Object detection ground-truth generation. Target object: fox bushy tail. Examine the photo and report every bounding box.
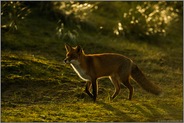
[131,63,162,95]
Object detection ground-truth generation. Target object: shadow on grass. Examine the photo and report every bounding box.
[97,101,136,122]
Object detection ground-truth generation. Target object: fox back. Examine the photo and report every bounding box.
[64,44,162,102]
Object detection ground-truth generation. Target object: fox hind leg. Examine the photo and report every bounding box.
[109,76,121,99]
[123,77,133,100]
[118,67,134,100]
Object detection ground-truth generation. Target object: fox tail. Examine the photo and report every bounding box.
[131,63,162,96]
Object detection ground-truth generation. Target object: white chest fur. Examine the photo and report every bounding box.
[70,60,91,81]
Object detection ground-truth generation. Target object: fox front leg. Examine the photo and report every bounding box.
[92,79,98,102]
[85,81,93,98]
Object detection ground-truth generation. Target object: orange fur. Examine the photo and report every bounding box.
[64,44,162,102]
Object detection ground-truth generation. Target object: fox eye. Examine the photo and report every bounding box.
[71,54,78,58]
[67,53,78,59]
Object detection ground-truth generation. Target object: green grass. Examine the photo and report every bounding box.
[1,10,183,122]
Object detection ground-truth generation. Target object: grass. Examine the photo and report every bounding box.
[1,9,183,122]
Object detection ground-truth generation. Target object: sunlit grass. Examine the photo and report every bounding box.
[1,7,183,122]
[2,96,182,122]
[2,37,182,122]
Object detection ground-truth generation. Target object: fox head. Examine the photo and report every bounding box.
[64,44,83,64]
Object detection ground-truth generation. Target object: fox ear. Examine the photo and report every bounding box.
[76,45,82,53]
[65,44,72,52]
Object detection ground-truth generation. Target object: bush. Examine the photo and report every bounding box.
[1,1,31,32]
[113,1,182,39]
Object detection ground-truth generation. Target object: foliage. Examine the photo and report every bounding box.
[56,19,79,44]
[96,1,182,40]
[53,1,98,44]
[114,1,182,39]
[1,1,31,32]
[52,1,97,23]
[1,1,182,41]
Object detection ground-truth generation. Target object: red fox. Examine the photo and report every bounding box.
[64,44,162,102]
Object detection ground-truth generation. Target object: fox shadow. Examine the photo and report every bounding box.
[97,101,136,122]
